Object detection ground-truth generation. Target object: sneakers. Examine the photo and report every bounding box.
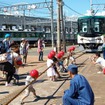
[97,71,102,74]
[5,82,13,86]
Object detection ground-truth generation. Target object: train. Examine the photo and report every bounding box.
[0,31,44,47]
[77,15,105,52]
[0,30,77,47]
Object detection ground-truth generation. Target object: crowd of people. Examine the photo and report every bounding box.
[0,34,46,87]
[1,33,105,105]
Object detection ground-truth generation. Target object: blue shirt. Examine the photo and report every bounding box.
[3,40,10,52]
[64,74,94,105]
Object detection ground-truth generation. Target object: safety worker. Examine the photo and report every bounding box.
[62,64,94,105]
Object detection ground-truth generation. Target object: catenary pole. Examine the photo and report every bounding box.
[57,0,61,52]
[51,0,54,48]
[60,1,66,52]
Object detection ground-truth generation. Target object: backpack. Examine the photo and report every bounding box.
[0,42,6,54]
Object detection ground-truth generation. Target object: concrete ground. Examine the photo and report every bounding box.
[0,47,105,105]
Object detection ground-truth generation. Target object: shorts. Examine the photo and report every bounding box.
[25,86,35,96]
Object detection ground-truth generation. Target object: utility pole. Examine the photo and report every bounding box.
[57,0,61,52]
[60,1,66,52]
[51,0,54,47]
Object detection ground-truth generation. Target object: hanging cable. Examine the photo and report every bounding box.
[64,3,83,16]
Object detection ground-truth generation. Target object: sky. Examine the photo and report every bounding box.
[0,0,105,18]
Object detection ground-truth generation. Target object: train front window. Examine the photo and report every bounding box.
[82,23,87,32]
[92,18,105,34]
[94,22,99,32]
[78,17,105,37]
[78,19,88,33]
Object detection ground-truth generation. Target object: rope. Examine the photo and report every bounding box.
[0,51,85,105]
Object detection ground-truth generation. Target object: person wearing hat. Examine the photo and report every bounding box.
[47,53,56,81]
[3,33,12,52]
[20,71,40,104]
[20,38,29,64]
[62,64,94,105]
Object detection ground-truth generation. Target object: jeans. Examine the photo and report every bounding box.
[14,74,19,80]
[62,94,94,105]
[63,92,80,105]
[39,51,43,61]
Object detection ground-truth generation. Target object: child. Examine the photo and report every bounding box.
[47,54,56,81]
[52,56,61,78]
[56,53,66,73]
[64,51,76,68]
[90,52,105,73]
[58,59,64,72]
[21,74,40,104]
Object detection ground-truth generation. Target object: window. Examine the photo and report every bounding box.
[78,19,88,33]
[82,23,87,32]
[94,22,99,32]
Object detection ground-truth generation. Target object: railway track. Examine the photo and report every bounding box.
[0,51,87,105]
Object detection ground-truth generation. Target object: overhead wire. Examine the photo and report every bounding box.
[92,0,104,15]
[64,3,83,16]
[0,1,54,18]
[45,0,51,11]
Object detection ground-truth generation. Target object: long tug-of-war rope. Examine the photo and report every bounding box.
[1,46,82,105]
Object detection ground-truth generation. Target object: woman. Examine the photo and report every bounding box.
[37,38,43,61]
[20,38,28,64]
[0,44,20,86]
